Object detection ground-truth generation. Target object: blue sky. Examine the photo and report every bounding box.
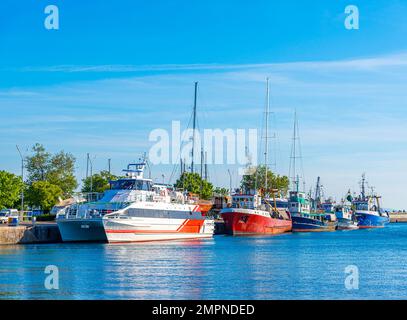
[1,0,407,208]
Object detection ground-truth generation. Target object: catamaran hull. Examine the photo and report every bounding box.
[356,212,389,228]
[292,216,337,232]
[221,209,292,235]
[103,217,214,243]
[57,218,108,242]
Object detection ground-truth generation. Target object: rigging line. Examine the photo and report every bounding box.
[255,80,268,192]
[288,111,296,189]
[296,116,306,190]
[167,102,194,184]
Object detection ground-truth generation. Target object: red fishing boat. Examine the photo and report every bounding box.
[221,193,292,235]
[221,78,292,235]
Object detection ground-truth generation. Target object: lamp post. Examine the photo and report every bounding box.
[89,157,93,194]
[16,145,24,215]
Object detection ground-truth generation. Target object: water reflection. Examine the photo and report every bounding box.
[1,225,407,299]
[100,238,215,299]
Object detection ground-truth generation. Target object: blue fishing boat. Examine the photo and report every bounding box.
[290,177,337,232]
[352,174,389,228]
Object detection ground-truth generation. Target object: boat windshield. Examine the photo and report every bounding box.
[355,202,369,211]
[110,179,152,191]
[277,202,288,208]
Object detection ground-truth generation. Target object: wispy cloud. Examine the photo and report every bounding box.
[14,52,407,74]
[2,52,407,208]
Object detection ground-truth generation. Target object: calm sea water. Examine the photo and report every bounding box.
[1,223,407,300]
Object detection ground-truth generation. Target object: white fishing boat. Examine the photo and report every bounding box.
[335,204,359,230]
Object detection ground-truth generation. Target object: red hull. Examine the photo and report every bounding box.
[221,209,292,235]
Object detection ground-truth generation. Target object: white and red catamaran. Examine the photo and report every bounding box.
[102,162,214,243]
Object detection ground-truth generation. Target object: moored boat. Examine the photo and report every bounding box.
[335,205,359,230]
[221,78,292,236]
[289,190,337,232]
[290,175,338,232]
[334,192,359,230]
[221,193,292,235]
[101,163,214,243]
[352,174,389,228]
[56,162,152,242]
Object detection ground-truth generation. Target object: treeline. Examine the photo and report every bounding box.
[0,144,290,212]
[0,143,77,212]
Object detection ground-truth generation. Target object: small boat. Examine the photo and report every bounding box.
[290,176,338,232]
[352,174,389,228]
[335,204,359,230]
[289,190,337,232]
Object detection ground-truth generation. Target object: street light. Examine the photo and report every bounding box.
[16,145,24,214]
[89,157,93,194]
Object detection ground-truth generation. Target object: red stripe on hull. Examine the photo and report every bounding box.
[108,235,213,244]
[221,211,292,235]
[358,225,385,229]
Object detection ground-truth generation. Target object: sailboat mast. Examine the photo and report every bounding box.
[191,82,198,173]
[292,111,297,190]
[264,78,270,193]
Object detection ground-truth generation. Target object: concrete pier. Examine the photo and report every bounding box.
[390,212,407,223]
[0,223,61,244]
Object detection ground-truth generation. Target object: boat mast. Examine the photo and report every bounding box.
[361,173,366,199]
[314,176,321,211]
[191,82,198,173]
[289,111,297,191]
[264,78,270,194]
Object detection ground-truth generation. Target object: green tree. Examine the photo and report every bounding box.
[25,143,50,182]
[47,151,77,196]
[0,171,24,210]
[213,187,229,196]
[25,144,77,196]
[82,170,118,193]
[26,181,63,213]
[174,172,213,200]
[240,165,290,196]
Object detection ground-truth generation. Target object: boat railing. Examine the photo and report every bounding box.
[60,201,129,220]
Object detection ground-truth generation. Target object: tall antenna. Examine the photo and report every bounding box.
[191,82,198,173]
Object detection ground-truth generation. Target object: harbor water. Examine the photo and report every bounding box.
[1,223,407,300]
